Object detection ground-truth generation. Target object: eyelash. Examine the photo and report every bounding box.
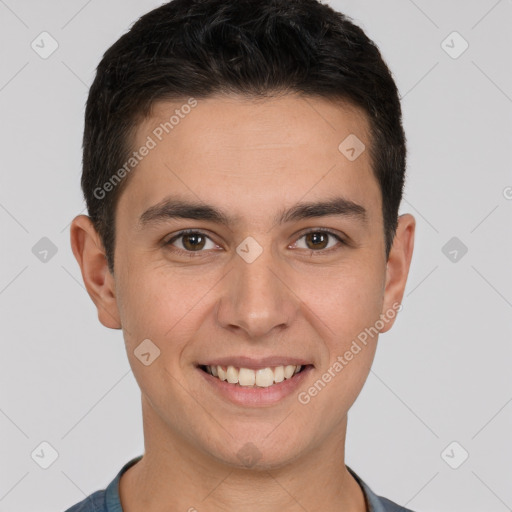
[164,228,346,257]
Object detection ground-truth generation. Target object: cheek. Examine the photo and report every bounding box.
[116,272,196,400]
[295,270,382,423]
[301,262,384,344]
[116,265,215,357]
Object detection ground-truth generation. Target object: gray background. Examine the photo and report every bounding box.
[0,1,511,511]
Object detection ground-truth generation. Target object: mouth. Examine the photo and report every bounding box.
[198,363,312,388]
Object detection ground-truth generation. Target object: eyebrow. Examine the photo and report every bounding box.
[138,195,368,230]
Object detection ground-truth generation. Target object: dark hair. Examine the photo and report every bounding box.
[82,0,406,274]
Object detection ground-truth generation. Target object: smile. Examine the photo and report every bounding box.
[200,364,306,387]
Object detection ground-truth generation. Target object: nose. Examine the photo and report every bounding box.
[215,244,298,340]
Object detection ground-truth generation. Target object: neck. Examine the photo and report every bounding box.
[119,396,367,512]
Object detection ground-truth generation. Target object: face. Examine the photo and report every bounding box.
[72,93,414,469]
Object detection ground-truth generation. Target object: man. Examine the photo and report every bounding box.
[67,0,416,510]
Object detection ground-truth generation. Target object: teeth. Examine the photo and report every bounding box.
[238,367,256,386]
[284,365,296,379]
[217,366,227,381]
[226,365,238,384]
[205,364,303,387]
[274,365,284,383]
[255,368,274,387]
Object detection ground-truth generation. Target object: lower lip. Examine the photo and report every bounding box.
[197,365,314,407]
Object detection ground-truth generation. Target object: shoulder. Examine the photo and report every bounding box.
[63,456,143,512]
[374,494,416,512]
[347,465,416,512]
[63,490,106,512]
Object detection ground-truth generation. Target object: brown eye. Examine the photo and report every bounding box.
[166,230,217,254]
[304,232,329,250]
[293,230,344,252]
[181,233,206,251]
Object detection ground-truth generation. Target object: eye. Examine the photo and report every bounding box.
[164,228,346,257]
[165,230,218,255]
[292,229,345,253]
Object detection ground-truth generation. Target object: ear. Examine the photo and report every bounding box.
[70,214,121,329]
[379,213,415,333]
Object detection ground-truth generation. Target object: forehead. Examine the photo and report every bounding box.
[144,93,371,159]
[118,93,381,228]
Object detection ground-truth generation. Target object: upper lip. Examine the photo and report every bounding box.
[198,356,313,370]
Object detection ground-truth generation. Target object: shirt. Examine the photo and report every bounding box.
[64,456,415,512]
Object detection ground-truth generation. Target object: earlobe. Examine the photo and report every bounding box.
[379,213,415,334]
[70,215,122,329]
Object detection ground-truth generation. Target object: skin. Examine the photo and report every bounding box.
[70,93,415,512]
